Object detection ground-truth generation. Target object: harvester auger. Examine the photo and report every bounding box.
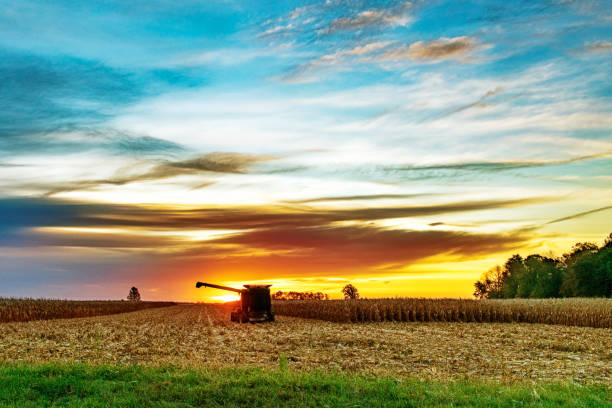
[195,282,275,323]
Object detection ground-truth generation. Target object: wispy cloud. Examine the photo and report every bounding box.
[378,36,482,62]
[0,196,550,236]
[0,50,140,138]
[0,48,203,159]
[213,224,528,268]
[282,41,391,81]
[424,86,507,121]
[37,152,276,196]
[0,196,535,272]
[388,152,612,173]
[322,1,413,34]
[285,193,432,204]
[259,23,295,38]
[282,36,483,82]
[581,41,612,53]
[545,205,612,225]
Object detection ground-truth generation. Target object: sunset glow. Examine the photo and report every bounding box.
[1,1,611,302]
[210,294,241,303]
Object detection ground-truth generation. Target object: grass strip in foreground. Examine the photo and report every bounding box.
[0,363,610,407]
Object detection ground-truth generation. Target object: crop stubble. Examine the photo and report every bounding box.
[0,304,610,383]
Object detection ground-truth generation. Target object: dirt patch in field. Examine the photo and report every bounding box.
[0,304,610,383]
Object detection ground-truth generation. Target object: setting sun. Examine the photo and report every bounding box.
[210,294,241,303]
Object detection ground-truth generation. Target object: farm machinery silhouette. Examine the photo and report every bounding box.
[195,282,274,323]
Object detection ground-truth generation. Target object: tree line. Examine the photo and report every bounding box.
[474,233,612,299]
[271,291,330,300]
[272,284,360,301]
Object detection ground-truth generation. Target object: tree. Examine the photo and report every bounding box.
[562,242,598,268]
[473,232,612,299]
[573,249,611,297]
[502,254,524,298]
[342,284,359,300]
[603,233,612,250]
[473,266,504,299]
[127,287,141,302]
[473,280,489,300]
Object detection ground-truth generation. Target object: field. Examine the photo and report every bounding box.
[1,301,611,406]
[1,303,611,384]
[272,298,612,328]
[0,298,176,323]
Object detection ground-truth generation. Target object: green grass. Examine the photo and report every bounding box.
[0,363,610,407]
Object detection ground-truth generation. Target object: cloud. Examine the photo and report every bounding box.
[259,23,295,38]
[285,193,433,204]
[388,152,612,173]
[282,41,391,81]
[38,152,276,195]
[0,197,534,274]
[419,86,524,122]
[0,196,550,239]
[0,127,185,158]
[0,50,140,139]
[323,1,413,34]
[581,41,612,53]
[0,49,204,158]
[281,36,481,83]
[439,87,505,116]
[210,224,529,269]
[155,152,275,174]
[378,36,480,62]
[545,205,612,225]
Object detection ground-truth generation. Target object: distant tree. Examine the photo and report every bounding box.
[271,291,285,300]
[342,284,359,300]
[127,287,141,302]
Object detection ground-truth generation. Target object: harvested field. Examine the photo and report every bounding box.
[273,298,612,328]
[0,298,176,323]
[0,304,610,384]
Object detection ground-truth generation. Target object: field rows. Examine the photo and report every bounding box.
[0,304,610,383]
[272,298,612,328]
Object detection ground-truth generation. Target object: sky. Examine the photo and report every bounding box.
[1,0,611,302]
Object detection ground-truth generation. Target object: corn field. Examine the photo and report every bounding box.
[272,298,612,328]
[1,304,610,383]
[0,298,176,323]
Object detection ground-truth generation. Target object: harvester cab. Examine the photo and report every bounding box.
[195,282,274,323]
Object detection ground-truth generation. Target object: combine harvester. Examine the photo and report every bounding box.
[195,282,274,323]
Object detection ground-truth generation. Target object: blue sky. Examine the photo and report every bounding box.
[0,0,611,300]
